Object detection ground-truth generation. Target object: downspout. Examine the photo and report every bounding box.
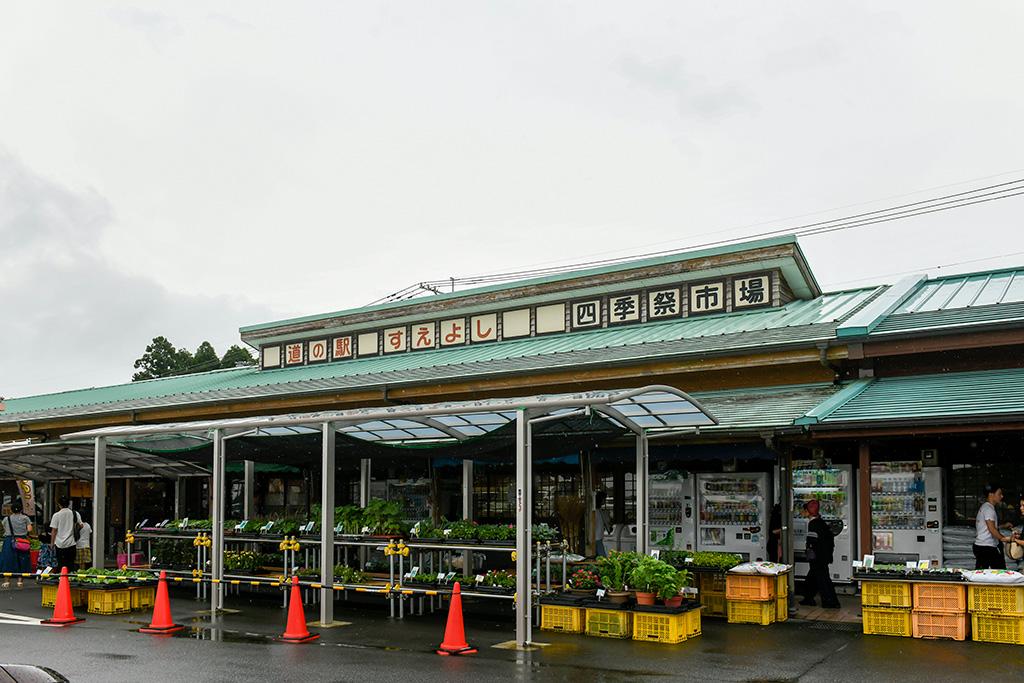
[817,344,842,384]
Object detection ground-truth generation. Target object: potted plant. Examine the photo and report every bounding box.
[478,569,516,594]
[445,519,479,543]
[662,568,692,607]
[628,555,676,606]
[567,568,601,596]
[596,551,640,604]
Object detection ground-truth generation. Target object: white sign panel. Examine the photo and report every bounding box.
[411,323,435,350]
[572,300,601,329]
[262,345,281,368]
[440,319,466,346]
[535,303,566,334]
[502,309,531,338]
[608,294,640,324]
[357,332,379,357]
[332,336,353,359]
[285,342,304,365]
[688,282,726,314]
[308,339,328,362]
[384,327,407,353]
[648,288,681,319]
[733,274,770,308]
[470,314,497,342]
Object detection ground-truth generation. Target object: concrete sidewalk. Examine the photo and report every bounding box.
[0,582,1021,682]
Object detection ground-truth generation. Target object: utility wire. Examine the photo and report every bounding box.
[369,177,1024,304]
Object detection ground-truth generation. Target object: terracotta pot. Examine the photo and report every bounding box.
[635,591,656,606]
[663,595,683,608]
[605,590,630,604]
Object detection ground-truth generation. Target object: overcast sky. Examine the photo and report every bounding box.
[2,2,1023,399]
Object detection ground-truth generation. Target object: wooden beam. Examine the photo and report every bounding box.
[810,421,1024,438]
[861,328,1024,358]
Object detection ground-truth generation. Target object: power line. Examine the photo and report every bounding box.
[368,177,1024,304]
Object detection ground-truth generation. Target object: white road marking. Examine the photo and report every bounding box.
[0,611,43,625]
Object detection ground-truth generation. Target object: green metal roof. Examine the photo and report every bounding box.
[239,235,818,334]
[810,367,1024,426]
[691,383,845,432]
[1,287,876,425]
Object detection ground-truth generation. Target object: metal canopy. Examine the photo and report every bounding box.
[0,440,210,481]
[60,385,716,443]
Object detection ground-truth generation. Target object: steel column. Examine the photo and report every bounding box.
[359,458,371,506]
[320,422,336,625]
[211,429,224,613]
[514,409,532,648]
[92,437,106,569]
[461,460,473,520]
[243,460,256,519]
[635,433,648,555]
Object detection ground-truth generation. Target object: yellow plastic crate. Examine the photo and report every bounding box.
[726,574,775,601]
[968,585,1024,615]
[862,607,912,637]
[131,586,156,611]
[971,613,1024,645]
[698,572,726,594]
[700,591,727,617]
[776,572,789,599]
[41,585,85,608]
[685,607,702,638]
[727,599,775,626]
[861,581,912,609]
[632,611,688,644]
[585,608,632,639]
[87,588,132,615]
[540,604,584,633]
[775,596,788,622]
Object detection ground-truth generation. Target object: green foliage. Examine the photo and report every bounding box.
[569,568,601,590]
[76,567,154,585]
[628,555,679,599]
[132,337,254,381]
[220,344,256,369]
[361,499,404,535]
[151,539,193,567]
[481,569,516,589]
[445,519,478,541]
[224,550,264,573]
[531,523,558,542]
[595,551,641,591]
[687,551,742,571]
[192,341,220,373]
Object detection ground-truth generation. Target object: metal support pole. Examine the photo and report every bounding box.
[359,459,371,507]
[173,478,183,519]
[462,459,473,520]
[124,480,132,536]
[635,433,648,555]
[514,409,532,648]
[782,446,795,604]
[320,422,335,626]
[243,460,256,520]
[92,437,106,569]
[211,428,224,613]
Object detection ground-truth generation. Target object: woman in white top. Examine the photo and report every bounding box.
[973,483,1015,570]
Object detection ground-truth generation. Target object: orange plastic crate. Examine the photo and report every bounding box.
[912,583,966,613]
[912,610,969,641]
[726,574,775,601]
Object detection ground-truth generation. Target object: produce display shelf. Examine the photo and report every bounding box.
[967,585,1024,616]
[727,599,775,626]
[862,607,912,637]
[911,610,969,641]
[971,613,1024,645]
[912,583,967,613]
[861,581,913,609]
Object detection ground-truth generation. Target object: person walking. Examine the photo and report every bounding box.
[799,499,840,608]
[1,502,34,588]
[973,483,1015,570]
[49,498,82,573]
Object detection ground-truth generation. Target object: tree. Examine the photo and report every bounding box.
[220,345,256,369]
[192,341,221,373]
[132,336,194,381]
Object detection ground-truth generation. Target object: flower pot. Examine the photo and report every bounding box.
[569,588,595,597]
[605,590,630,605]
[663,595,683,608]
[635,591,656,606]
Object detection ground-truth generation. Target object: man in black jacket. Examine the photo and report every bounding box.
[800,499,840,608]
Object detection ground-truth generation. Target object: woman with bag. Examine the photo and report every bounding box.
[1,501,34,588]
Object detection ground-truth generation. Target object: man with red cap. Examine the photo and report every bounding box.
[800,499,840,608]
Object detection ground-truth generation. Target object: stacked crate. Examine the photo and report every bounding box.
[775,572,790,622]
[968,584,1024,645]
[726,574,776,626]
[911,583,969,641]
[860,581,912,637]
[698,572,728,617]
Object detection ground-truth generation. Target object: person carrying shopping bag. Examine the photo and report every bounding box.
[1,502,34,588]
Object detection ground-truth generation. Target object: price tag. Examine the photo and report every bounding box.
[410,566,419,578]
[905,561,917,570]
[443,529,452,537]
[235,519,248,531]
[684,557,693,563]
[361,526,371,535]
[159,519,170,528]
[261,521,274,532]
[181,517,189,529]
[334,523,344,534]
[444,571,457,583]
[649,550,660,559]
[596,588,606,598]
[918,560,931,570]
[863,555,875,569]
[137,519,148,530]
[475,574,484,583]
[41,566,53,576]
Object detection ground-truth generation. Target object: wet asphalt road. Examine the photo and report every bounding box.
[1,587,1022,682]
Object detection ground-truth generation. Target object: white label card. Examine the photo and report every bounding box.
[475,574,484,583]
[596,588,606,598]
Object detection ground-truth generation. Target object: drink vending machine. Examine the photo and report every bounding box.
[792,462,856,582]
[869,461,943,565]
[647,471,697,551]
[696,473,769,561]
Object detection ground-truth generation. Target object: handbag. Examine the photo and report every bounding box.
[5,517,30,552]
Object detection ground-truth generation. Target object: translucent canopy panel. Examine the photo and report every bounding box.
[61,385,717,446]
[0,441,210,481]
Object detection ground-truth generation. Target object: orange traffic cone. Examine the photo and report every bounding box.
[437,582,476,656]
[140,571,184,635]
[278,576,319,643]
[42,567,85,627]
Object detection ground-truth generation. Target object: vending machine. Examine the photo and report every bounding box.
[792,462,856,582]
[647,472,697,551]
[696,473,769,561]
[869,461,943,565]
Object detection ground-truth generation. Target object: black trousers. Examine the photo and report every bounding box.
[56,545,78,573]
[973,543,1005,570]
[802,561,840,607]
